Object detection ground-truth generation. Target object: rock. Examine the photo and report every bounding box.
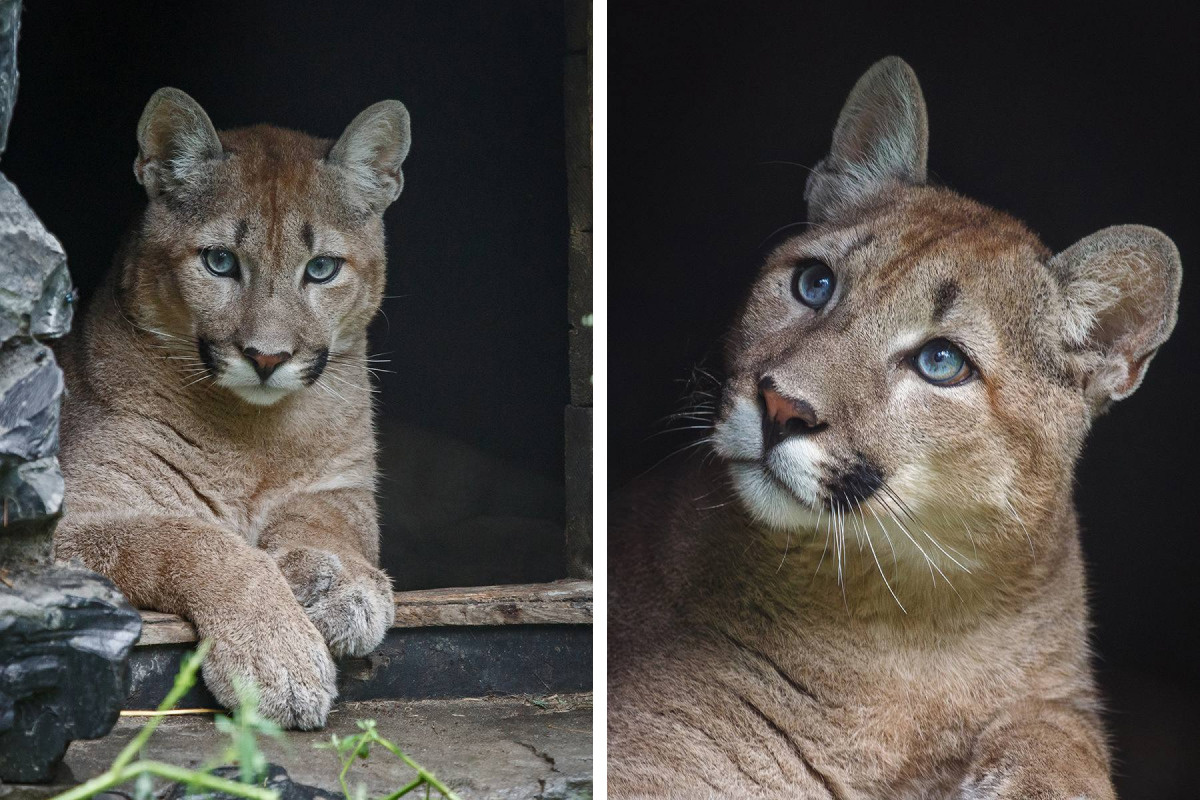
[0,3,138,789]
[0,0,19,157]
[163,765,340,800]
[0,563,142,783]
[0,175,74,343]
[0,339,65,565]
[0,166,73,567]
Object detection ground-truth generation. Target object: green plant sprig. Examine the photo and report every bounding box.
[318,720,462,800]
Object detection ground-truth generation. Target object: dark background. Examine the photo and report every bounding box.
[611,3,1198,797]
[6,1,570,588]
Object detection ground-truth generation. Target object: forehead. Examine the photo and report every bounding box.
[759,188,1073,379]
[775,189,1057,319]
[194,125,362,229]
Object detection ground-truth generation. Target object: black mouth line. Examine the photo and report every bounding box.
[302,348,329,386]
[196,337,220,379]
[820,451,886,511]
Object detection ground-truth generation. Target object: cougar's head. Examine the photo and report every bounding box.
[125,87,410,406]
[711,57,1180,580]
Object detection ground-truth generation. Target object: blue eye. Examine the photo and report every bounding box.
[914,339,973,386]
[305,256,342,284]
[791,259,835,309]
[202,248,239,278]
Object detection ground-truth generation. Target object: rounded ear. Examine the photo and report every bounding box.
[1051,225,1182,413]
[134,87,223,198]
[804,56,929,222]
[327,100,411,215]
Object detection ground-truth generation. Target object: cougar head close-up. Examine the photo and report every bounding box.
[125,87,410,406]
[711,57,1181,596]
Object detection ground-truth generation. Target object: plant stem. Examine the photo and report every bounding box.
[371,735,462,800]
[111,640,213,772]
[50,759,276,800]
[377,776,422,800]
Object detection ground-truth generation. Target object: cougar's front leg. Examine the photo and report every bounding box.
[55,513,336,729]
[956,701,1114,800]
[258,489,394,658]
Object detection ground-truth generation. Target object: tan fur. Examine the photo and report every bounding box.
[52,89,411,729]
[609,58,1180,798]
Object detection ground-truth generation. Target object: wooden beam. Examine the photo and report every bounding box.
[136,579,592,646]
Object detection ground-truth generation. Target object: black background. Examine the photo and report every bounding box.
[6,1,570,588]
[611,3,1198,796]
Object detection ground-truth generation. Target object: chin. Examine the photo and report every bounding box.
[228,384,295,406]
[729,461,825,532]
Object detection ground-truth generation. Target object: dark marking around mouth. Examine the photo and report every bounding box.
[303,348,329,385]
[301,222,315,252]
[196,337,219,376]
[932,279,959,323]
[234,219,249,247]
[823,451,885,511]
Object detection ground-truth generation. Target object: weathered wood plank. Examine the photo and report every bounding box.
[136,580,593,646]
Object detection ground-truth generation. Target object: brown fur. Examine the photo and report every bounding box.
[609,58,1180,798]
[52,89,411,729]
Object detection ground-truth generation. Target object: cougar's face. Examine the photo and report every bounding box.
[137,127,387,406]
[712,190,1088,567]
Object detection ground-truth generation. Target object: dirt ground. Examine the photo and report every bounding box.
[54,694,593,800]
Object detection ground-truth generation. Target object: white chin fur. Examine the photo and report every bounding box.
[229,384,295,406]
[730,462,825,532]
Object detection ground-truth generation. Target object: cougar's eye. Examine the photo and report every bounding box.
[791,259,835,309]
[914,338,973,386]
[202,248,239,278]
[305,256,342,284]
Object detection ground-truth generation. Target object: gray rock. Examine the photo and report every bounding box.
[0,166,73,567]
[0,0,19,157]
[0,563,142,783]
[0,340,64,565]
[0,175,74,343]
[164,765,340,800]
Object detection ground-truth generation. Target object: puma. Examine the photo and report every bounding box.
[54,88,410,729]
[609,57,1180,798]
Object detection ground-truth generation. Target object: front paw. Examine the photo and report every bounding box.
[200,604,336,730]
[274,547,395,658]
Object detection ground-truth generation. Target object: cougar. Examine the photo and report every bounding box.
[609,57,1180,799]
[53,88,410,729]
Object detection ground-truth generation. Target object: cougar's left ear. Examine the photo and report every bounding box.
[805,56,928,222]
[1051,225,1181,414]
[328,100,411,215]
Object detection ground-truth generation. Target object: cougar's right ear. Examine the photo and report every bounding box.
[134,88,223,198]
[804,56,929,222]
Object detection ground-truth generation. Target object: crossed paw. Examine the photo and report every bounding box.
[273,546,396,658]
[197,547,394,730]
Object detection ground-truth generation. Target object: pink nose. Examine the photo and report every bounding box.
[758,376,826,450]
[242,347,291,380]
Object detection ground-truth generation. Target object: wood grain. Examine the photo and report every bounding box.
[136,579,593,646]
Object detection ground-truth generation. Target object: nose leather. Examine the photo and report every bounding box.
[242,346,291,381]
[758,376,826,450]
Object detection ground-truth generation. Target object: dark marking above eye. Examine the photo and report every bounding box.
[233,219,249,247]
[932,280,960,322]
[840,233,876,260]
[301,222,315,252]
